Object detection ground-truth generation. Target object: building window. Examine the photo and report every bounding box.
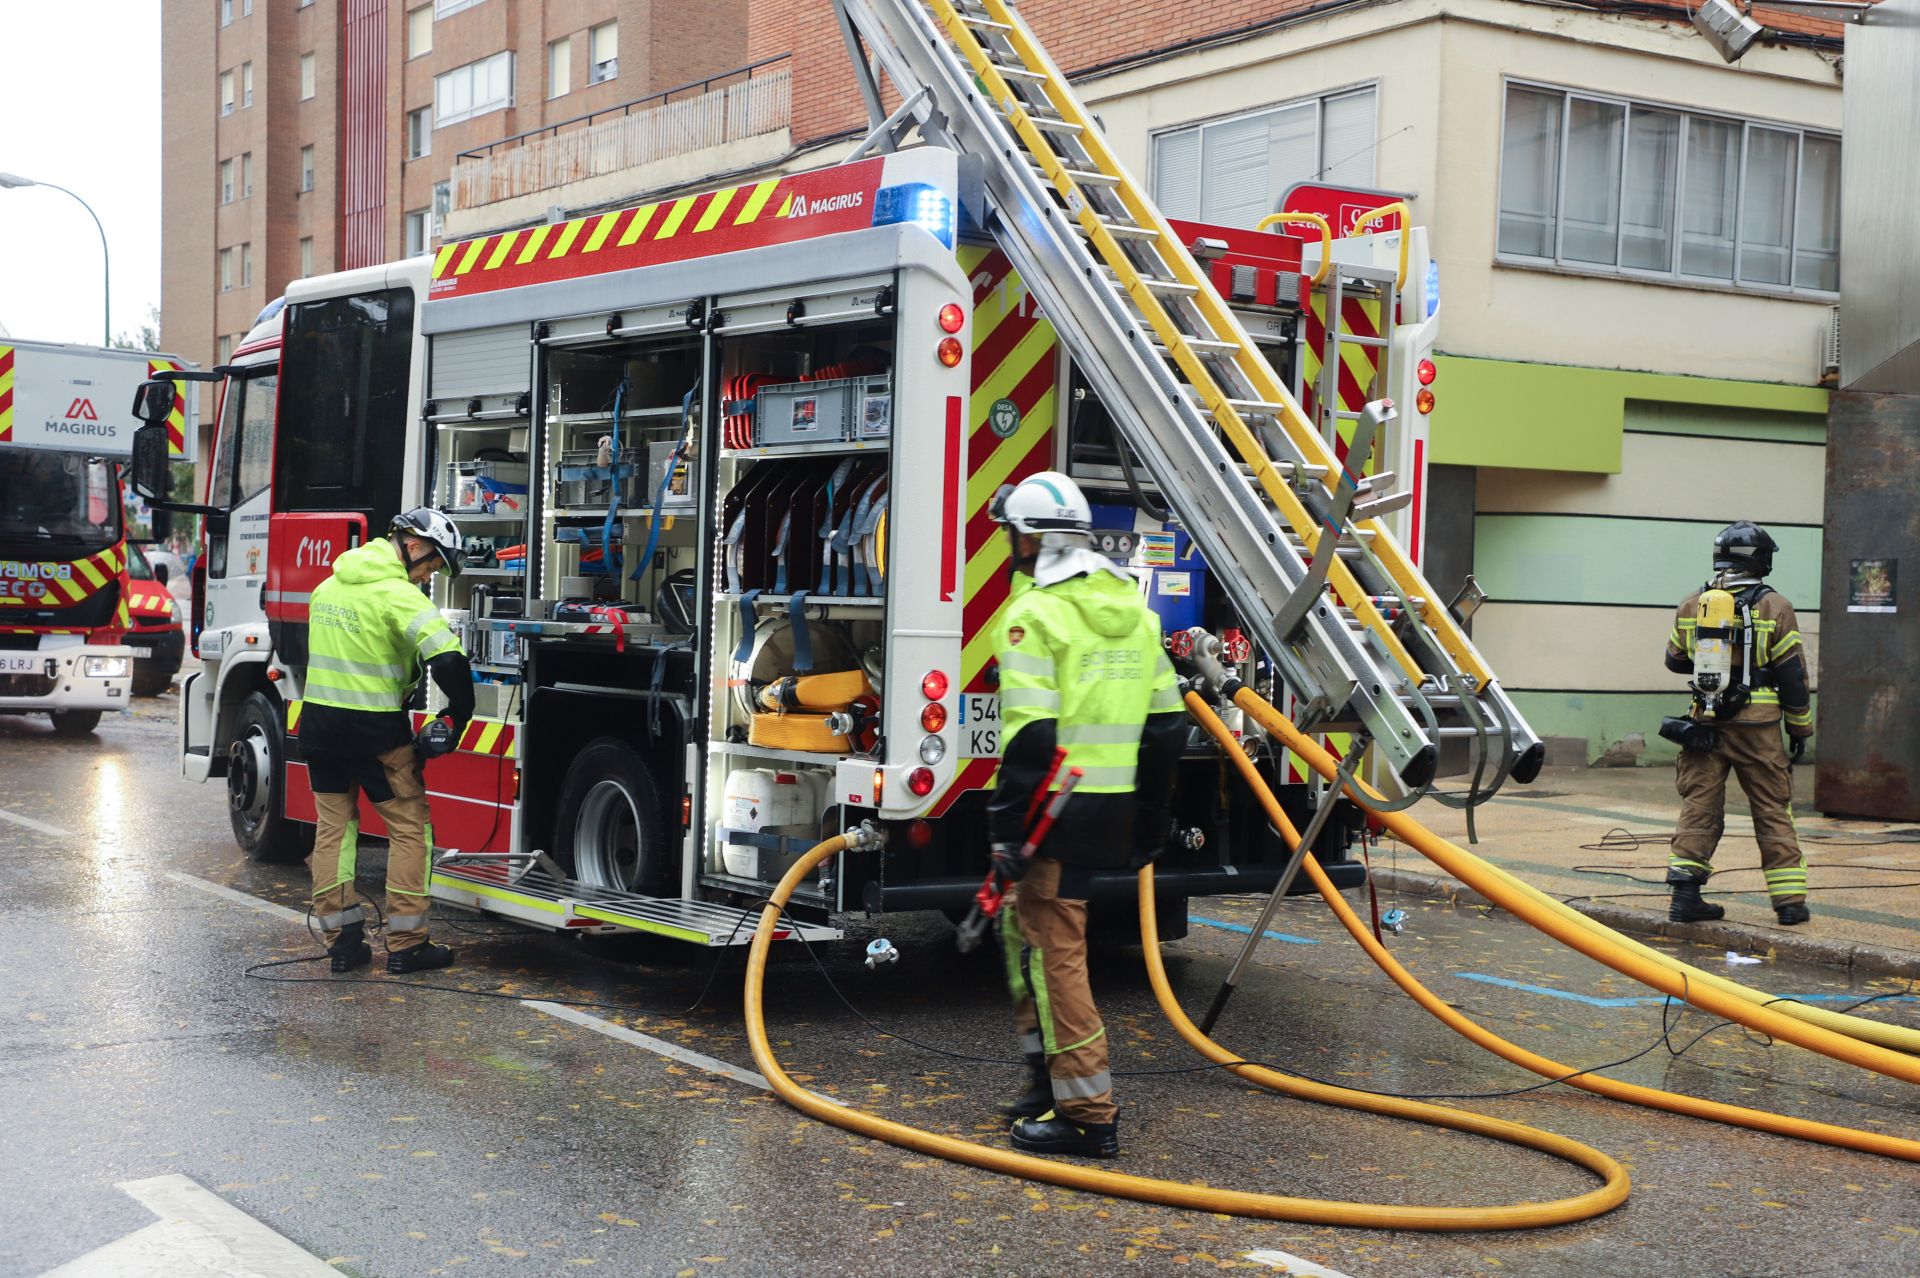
[435,0,481,16]
[242,62,253,109]
[300,145,315,193]
[547,36,570,99]
[300,237,314,278]
[407,107,432,159]
[217,335,233,364]
[219,0,232,27]
[300,54,316,101]
[219,158,234,205]
[219,248,234,293]
[240,152,253,199]
[219,71,234,116]
[408,6,432,58]
[1150,86,1376,229]
[434,52,514,127]
[432,180,450,239]
[1497,82,1841,295]
[240,242,253,288]
[405,209,431,258]
[300,0,313,8]
[242,0,252,14]
[589,22,617,84]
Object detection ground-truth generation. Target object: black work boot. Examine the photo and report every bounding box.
[1010,1110,1120,1159]
[329,923,372,974]
[1775,902,1811,926]
[1669,880,1725,923]
[1000,1053,1053,1120]
[387,940,456,974]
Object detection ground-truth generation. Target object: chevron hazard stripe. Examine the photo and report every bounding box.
[0,345,13,444]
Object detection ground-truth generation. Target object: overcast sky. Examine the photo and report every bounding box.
[0,1,162,349]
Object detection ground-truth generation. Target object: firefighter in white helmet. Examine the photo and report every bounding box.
[302,507,474,974]
[987,471,1186,1158]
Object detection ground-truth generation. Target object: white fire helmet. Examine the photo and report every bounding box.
[991,471,1128,588]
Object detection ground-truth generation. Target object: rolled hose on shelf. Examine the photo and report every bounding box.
[1182,692,1920,1163]
[745,832,1629,1228]
[1231,687,1920,1085]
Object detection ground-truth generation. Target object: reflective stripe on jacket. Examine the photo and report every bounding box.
[305,539,460,715]
[1665,585,1810,726]
[997,571,1180,793]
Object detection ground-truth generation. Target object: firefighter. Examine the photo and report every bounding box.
[1663,521,1814,926]
[987,471,1186,1159]
[303,508,475,974]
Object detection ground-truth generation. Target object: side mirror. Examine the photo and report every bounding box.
[132,379,178,424]
[130,422,172,501]
[153,561,171,587]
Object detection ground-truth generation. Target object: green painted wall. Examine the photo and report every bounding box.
[1430,356,1830,473]
[1512,690,1818,766]
[1472,514,1823,606]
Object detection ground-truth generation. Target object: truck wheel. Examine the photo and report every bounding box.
[554,737,673,898]
[49,710,103,737]
[227,690,311,864]
[131,661,172,698]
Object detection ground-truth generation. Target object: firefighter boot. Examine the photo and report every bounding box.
[1669,880,1725,924]
[1010,1111,1120,1159]
[1000,1053,1053,1120]
[387,940,456,974]
[1776,902,1811,926]
[329,922,372,974]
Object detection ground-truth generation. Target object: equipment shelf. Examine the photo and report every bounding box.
[719,439,890,460]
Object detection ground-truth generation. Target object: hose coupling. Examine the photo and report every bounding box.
[846,820,888,852]
[864,937,899,969]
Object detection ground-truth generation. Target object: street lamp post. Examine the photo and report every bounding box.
[0,173,111,346]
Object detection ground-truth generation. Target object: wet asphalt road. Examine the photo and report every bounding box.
[2,698,1918,1278]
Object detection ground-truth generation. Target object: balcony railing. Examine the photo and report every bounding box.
[452,57,791,208]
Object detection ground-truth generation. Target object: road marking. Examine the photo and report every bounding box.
[166,871,308,926]
[39,1173,338,1277]
[1191,915,1319,946]
[0,804,75,839]
[525,1000,774,1090]
[1242,1249,1355,1277]
[1454,972,1920,1009]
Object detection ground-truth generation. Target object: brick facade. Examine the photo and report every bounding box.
[162,0,749,369]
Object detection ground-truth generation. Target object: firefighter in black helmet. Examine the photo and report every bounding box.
[1661,522,1814,926]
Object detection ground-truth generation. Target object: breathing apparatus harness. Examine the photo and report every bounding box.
[1661,575,1775,754]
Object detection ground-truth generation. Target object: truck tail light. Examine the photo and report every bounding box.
[1416,388,1436,415]
[920,702,947,733]
[872,767,885,806]
[921,669,949,700]
[907,767,935,797]
[936,337,964,368]
[1417,358,1437,386]
[938,303,965,334]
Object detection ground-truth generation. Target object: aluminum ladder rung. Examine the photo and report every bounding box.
[1008,110,1083,136]
[1105,273,1197,297]
[993,62,1050,83]
[957,11,1013,31]
[1031,161,1122,187]
[1333,333,1391,350]
[1152,335,1242,356]
[1074,217,1158,242]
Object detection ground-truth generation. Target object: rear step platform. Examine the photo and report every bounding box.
[431,861,842,947]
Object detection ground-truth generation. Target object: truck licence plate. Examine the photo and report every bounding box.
[124,647,153,658]
[960,693,1000,758]
[0,654,41,674]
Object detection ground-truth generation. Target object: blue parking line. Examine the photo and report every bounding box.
[1190,915,1319,945]
[1455,972,1920,1009]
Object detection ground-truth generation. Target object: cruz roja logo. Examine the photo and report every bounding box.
[64,398,99,420]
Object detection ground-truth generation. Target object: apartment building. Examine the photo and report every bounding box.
[159,0,749,388]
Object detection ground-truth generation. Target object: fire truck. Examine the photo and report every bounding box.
[1,338,194,735]
[137,0,1543,944]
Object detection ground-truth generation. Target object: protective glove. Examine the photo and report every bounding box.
[990,841,1027,884]
[1788,734,1808,765]
[414,714,458,759]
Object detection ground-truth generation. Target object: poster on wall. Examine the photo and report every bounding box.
[1847,558,1898,614]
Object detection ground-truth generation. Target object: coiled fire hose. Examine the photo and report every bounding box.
[1181,691,1920,1163]
[1223,684,1920,1088]
[745,828,1629,1228]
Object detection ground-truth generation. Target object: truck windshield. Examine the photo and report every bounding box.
[0,449,120,548]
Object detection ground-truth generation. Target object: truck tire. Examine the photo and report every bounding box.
[228,690,312,864]
[553,737,673,898]
[49,710,103,737]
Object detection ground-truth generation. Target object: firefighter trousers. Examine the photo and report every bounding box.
[1000,856,1115,1125]
[1669,720,1807,906]
[310,743,437,950]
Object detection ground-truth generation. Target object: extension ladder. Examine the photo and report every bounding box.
[835,0,1543,797]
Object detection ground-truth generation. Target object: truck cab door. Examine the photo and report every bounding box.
[203,366,277,642]
[266,512,366,669]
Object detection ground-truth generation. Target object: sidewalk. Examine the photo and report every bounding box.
[1370,764,1920,978]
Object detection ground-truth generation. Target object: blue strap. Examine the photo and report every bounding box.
[773,513,793,594]
[787,592,813,672]
[862,493,890,596]
[733,590,762,663]
[818,459,855,594]
[632,382,699,581]
[723,509,748,594]
[602,378,628,576]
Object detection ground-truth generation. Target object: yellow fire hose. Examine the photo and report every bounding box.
[1231,688,1920,1087]
[746,831,1629,1229]
[1183,692,1920,1162]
